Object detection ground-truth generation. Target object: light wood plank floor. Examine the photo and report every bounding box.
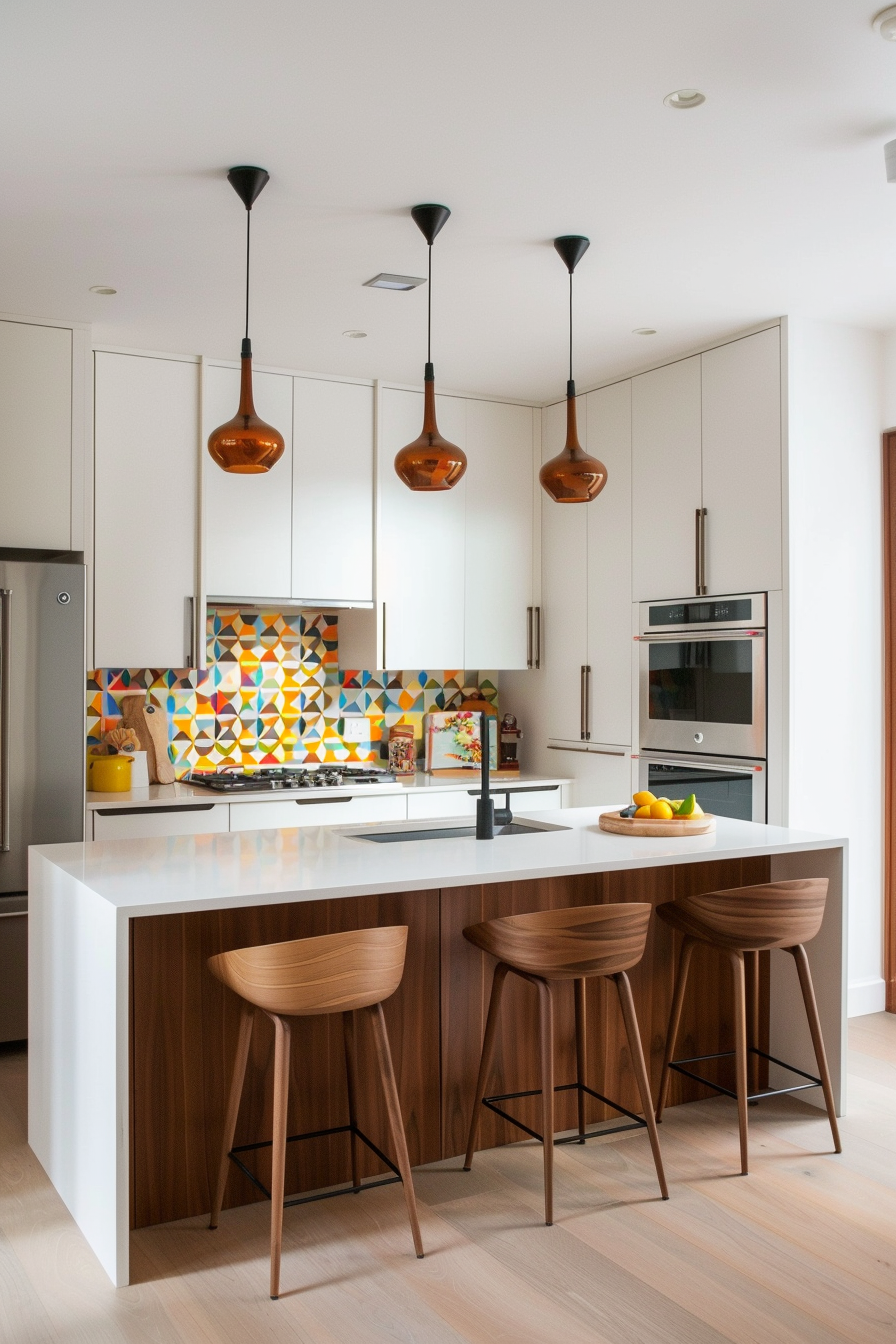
[2,1016,896,1343]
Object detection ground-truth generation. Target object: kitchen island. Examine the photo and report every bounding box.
[28,807,846,1287]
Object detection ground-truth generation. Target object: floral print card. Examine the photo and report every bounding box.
[424,711,498,771]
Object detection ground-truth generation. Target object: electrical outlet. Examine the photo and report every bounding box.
[341,716,368,743]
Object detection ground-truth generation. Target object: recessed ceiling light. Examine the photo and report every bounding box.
[633,327,657,336]
[663,89,705,110]
[343,330,367,339]
[873,6,896,39]
[89,285,117,295]
[363,273,426,290]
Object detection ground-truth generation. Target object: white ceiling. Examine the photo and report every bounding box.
[5,0,896,399]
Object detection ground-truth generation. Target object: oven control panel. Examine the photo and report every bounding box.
[640,592,766,635]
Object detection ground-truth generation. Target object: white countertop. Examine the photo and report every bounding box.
[85,771,570,810]
[35,807,845,919]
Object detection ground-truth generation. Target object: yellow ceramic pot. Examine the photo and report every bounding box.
[87,754,134,792]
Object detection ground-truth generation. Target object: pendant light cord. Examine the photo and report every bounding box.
[245,208,251,342]
[569,270,573,383]
[427,243,432,365]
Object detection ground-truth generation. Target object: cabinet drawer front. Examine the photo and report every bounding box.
[406,791,478,821]
[228,794,407,831]
[92,804,229,840]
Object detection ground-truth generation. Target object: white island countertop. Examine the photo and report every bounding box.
[37,807,846,919]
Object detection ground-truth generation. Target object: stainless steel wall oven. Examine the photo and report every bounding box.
[638,593,766,760]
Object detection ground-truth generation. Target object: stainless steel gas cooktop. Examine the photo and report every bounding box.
[186,766,396,793]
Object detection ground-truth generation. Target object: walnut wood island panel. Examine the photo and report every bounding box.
[28,809,847,1285]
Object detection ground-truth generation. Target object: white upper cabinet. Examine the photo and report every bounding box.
[0,319,75,551]
[631,356,703,601]
[463,399,535,670]
[93,352,199,669]
[202,363,293,600]
[292,377,373,603]
[540,397,589,743]
[377,387,467,669]
[585,380,632,748]
[701,327,782,594]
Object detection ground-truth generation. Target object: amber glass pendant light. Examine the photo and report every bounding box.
[207,166,285,474]
[539,235,608,504]
[394,204,467,491]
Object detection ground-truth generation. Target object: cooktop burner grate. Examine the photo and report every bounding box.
[186,766,397,793]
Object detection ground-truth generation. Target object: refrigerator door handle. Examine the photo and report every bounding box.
[0,589,10,852]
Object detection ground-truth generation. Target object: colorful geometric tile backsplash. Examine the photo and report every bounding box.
[87,609,498,777]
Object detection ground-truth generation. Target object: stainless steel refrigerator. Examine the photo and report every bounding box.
[0,557,86,1041]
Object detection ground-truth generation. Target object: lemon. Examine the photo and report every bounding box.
[650,799,674,820]
[633,791,655,807]
[634,804,652,818]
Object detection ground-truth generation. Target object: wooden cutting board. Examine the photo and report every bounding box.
[120,693,176,784]
[598,809,715,837]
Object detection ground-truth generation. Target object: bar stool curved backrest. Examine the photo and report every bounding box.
[207,925,423,1299]
[463,902,667,1226]
[656,877,840,1175]
[208,924,408,1015]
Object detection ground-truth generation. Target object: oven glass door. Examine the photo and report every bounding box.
[639,631,765,758]
[639,756,766,823]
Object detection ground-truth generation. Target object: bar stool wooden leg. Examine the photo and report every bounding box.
[613,972,669,1199]
[209,1002,254,1231]
[368,1002,424,1259]
[342,1010,361,1190]
[728,951,750,1175]
[787,944,842,1153]
[269,1013,292,1299]
[657,935,696,1122]
[745,950,760,1097]
[574,978,587,1142]
[464,962,510,1170]
[537,978,555,1226]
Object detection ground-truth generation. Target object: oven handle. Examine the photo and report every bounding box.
[639,754,761,775]
[638,630,765,643]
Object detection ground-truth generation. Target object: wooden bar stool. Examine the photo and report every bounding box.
[207,925,423,1299]
[656,878,841,1174]
[463,903,668,1225]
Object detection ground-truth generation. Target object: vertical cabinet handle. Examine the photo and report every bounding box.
[700,508,708,595]
[534,606,541,670]
[381,601,387,669]
[695,507,707,596]
[526,606,533,669]
[0,590,10,852]
[184,596,194,669]
[580,665,591,740]
[585,665,591,740]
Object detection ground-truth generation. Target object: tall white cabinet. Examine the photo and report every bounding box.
[93,351,199,669]
[375,387,467,669]
[366,385,537,671]
[701,326,782,595]
[631,356,703,602]
[631,327,782,601]
[541,385,632,749]
[202,364,294,600]
[0,317,86,552]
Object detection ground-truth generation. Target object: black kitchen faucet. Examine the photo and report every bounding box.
[475,710,513,839]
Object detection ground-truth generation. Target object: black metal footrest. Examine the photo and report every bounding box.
[669,1046,823,1104]
[228,1122,401,1209]
[482,1081,647,1146]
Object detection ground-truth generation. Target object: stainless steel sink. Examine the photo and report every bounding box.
[354,820,570,843]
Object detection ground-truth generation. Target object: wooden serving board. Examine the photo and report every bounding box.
[598,809,715,837]
[120,693,176,785]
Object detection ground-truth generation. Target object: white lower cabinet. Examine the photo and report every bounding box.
[227,793,407,831]
[92,803,229,841]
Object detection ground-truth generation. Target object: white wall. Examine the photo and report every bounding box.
[786,319,884,1016]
